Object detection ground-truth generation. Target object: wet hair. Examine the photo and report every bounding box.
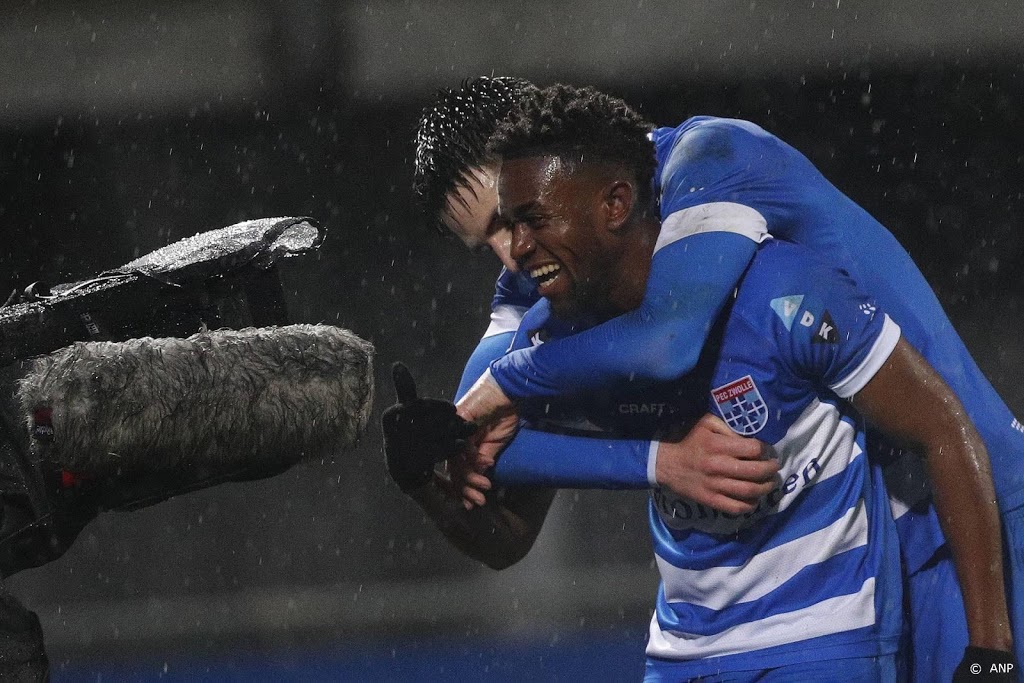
[487,84,657,210]
[413,76,534,232]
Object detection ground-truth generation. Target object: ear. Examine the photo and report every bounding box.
[602,180,636,232]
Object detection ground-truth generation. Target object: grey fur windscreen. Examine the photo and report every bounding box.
[17,324,374,476]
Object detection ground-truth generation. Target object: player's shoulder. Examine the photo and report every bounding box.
[733,240,850,322]
[510,298,591,352]
[748,240,845,291]
[653,117,782,199]
[492,267,539,311]
[656,116,774,166]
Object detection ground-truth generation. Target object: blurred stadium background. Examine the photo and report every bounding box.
[1,1,1023,680]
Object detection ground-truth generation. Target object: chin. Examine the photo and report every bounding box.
[547,297,585,322]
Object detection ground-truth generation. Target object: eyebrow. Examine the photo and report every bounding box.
[500,200,542,223]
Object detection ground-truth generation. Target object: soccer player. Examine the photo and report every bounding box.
[414,78,1024,680]
[414,77,778,517]
[386,84,1015,679]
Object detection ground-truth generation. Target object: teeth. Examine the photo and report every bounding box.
[530,264,561,279]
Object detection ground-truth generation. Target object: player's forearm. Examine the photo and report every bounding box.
[487,233,756,399]
[491,427,652,489]
[852,339,1012,651]
[407,475,551,570]
[924,422,1012,651]
[455,332,515,401]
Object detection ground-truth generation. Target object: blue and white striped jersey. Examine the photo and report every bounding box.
[652,116,1024,571]
[485,114,1024,526]
[510,240,903,675]
[644,240,902,674]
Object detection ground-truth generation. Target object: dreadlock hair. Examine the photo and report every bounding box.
[413,76,534,232]
[488,84,657,213]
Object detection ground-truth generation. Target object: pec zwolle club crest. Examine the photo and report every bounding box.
[712,375,768,435]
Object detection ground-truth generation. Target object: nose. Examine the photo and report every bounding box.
[510,223,536,266]
[487,228,518,273]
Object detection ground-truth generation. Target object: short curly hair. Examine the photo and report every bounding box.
[413,76,534,232]
[488,84,657,210]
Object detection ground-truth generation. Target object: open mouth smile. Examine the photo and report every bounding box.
[528,260,561,284]
[530,263,562,289]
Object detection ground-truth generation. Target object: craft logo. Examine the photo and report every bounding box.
[618,402,668,416]
[711,375,768,435]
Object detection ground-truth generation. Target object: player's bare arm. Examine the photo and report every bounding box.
[455,369,518,443]
[381,362,554,569]
[406,475,556,571]
[853,337,1013,653]
[653,414,778,516]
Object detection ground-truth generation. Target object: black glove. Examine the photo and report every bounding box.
[381,362,477,492]
[953,646,1017,682]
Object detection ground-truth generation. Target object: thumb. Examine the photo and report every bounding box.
[392,362,418,404]
[699,413,765,458]
[699,412,736,436]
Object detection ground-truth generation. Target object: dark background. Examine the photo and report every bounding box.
[2,1,1023,679]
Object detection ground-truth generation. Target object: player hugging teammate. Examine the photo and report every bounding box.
[382,77,1023,682]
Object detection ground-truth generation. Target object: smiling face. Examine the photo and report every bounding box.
[497,155,624,320]
[439,163,518,272]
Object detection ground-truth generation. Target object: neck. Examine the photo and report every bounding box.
[602,215,659,317]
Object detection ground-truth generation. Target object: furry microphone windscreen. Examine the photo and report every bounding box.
[17,325,374,477]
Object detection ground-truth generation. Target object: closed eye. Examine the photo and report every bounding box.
[518,214,547,230]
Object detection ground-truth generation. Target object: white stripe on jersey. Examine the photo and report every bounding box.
[649,398,878,661]
[483,303,528,338]
[655,202,770,254]
[647,577,877,660]
[655,399,861,535]
[657,500,867,610]
[647,441,660,488]
[830,315,901,398]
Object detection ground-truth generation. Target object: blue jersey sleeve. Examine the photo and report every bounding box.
[491,427,652,489]
[489,231,757,398]
[487,120,779,401]
[484,267,539,339]
[755,252,901,398]
[488,299,655,489]
[455,333,513,401]
[455,269,540,400]
[657,117,777,228]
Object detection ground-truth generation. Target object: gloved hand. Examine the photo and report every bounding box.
[382,362,478,493]
[953,646,1017,682]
